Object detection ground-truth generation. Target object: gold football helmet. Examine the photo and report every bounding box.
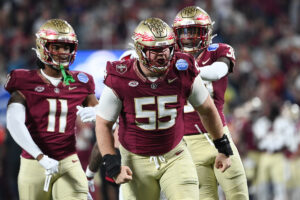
[173,6,214,52]
[132,18,175,74]
[34,19,78,69]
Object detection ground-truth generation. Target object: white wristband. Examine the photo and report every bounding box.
[86,165,96,178]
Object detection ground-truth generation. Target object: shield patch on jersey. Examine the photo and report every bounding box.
[116,64,127,74]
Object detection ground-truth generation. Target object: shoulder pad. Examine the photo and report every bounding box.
[10,69,32,79]
[173,52,198,75]
[207,43,219,51]
[119,50,138,61]
[4,69,33,93]
[107,59,133,76]
[69,71,91,83]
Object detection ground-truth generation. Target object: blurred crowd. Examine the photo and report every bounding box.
[0,0,300,199]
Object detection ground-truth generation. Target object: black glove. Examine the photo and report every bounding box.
[102,154,121,178]
[213,134,233,157]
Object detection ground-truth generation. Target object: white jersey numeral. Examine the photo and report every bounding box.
[226,45,235,59]
[184,80,214,113]
[4,74,11,88]
[46,99,68,133]
[134,95,177,130]
[184,101,195,113]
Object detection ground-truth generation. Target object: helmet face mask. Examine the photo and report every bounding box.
[175,25,210,51]
[44,42,76,68]
[34,19,78,69]
[138,44,174,74]
[132,18,175,75]
[173,6,213,53]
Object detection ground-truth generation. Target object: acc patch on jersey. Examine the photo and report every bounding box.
[207,43,219,51]
[34,86,45,92]
[128,80,139,87]
[77,73,89,83]
[176,59,188,70]
[116,64,127,74]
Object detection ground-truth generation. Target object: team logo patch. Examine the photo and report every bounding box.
[207,43,219,51]
[77,73,89,83]
[34,86,45,92]
[128,80,139,87]
[151,83,158,89]
[116,64,127,74]
[54,88,60,93]
[176,59,188,70]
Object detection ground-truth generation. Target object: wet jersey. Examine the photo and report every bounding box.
[104,52,199,155]
[5,69,95,160]
[184,43,236,135]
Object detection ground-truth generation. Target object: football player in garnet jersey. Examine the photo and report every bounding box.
[95,17,233,200]
[173,6,249,200]
[5,19,98,200]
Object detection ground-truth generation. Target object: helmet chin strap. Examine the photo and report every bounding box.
[59,64,75,85]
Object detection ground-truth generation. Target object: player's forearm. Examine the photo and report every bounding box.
[6,103,43,158]
[95,115,116,156]
[199,62,228,81]
[195,96,224,140]
[88,142,102,172]
[84,94,99,107]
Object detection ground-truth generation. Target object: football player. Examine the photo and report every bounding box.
[95,17,233,200]
[172,6,249,200]
[85,123,120,200]
[6,19,98,200]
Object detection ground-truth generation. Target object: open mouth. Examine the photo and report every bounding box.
[57,56,70,63]
[156,58,167,65]
[60,58,69,62]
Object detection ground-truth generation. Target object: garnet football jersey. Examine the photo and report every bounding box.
[184,43,236,135]
[104,52,199,156]
[5,69,95,160]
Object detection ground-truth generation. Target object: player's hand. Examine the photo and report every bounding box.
[87,178,95,192]
[114,166,133,184]
[215,153,231,173]
[87,192,93,200]
[85,166,95,192]
[38,155,59,175]
[76,106,96,123]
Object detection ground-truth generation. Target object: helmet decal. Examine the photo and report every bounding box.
[133,32,155,42]
[145,18,168,38]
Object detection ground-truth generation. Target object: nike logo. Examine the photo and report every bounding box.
[168,77,177,84]
[69,86,77,90]
[202,58,210,65]
[72,160,78,163]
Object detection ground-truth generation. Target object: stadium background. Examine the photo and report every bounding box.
[0,0,299,199]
